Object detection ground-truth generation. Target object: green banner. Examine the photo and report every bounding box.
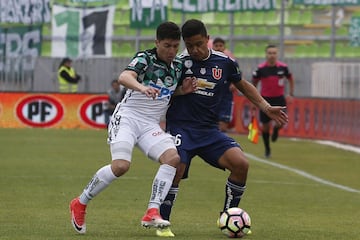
[52,4,115,57]
[349,16,360,46]
[70,0,117,2]
[171,0,276,12]
[0,25,42,72]
[130,0,168,29]
[293,0,360,5]
[0,0,51,24]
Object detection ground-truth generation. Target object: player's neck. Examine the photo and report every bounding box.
[267,60,276,66]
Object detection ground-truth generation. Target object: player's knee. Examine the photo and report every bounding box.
[162,152,180,167]
[111,160,130,177]
[161,150,180,167]
[229,157,249,175]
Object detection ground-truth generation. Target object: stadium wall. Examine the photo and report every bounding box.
[2,57,359,99]
[0,92,359,147]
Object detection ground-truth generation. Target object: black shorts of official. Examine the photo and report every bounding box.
[260,95,286,124]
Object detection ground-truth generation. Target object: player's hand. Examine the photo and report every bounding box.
[266,106,288,126]
[141,86,160,99]
[181,76,197,94]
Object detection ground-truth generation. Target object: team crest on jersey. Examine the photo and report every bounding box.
[184,60,193,68]
[212,67,222,80]
[200,68,206,75]
[164,76,174,87]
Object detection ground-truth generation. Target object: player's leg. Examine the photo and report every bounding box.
[197,133,248,213]
[218,147,249,211]
[138,126,180,228]
[69,116,136,234]
[156,162,187,237]
[260,110,272,158]
[157,127,194,237]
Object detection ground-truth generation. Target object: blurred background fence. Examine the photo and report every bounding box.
[0,0,359,98]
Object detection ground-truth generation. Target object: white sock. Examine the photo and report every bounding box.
[148,164,176,209]
[79,164,117,205]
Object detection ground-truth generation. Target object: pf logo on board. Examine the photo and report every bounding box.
[79,96,108,128]
[16,95,64,127]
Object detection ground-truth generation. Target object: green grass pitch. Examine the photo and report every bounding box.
[0,128,359,240]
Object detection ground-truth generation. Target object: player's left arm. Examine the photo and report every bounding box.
[235,79,288,126]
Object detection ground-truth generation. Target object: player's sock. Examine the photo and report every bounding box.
[262,132,271,157]
[147,164,176,209]
[79,164,117,204]
[223,179,246,211]
[160,186,179,220]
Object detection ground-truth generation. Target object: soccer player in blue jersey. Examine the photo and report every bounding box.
[156,19,288,237]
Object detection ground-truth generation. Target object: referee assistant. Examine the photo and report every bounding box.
[252,45,294,158]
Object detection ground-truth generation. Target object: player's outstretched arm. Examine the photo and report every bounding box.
[235,80,288,126]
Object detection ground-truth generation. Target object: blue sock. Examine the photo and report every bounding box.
[160,186,178,221]
[223,179,246,212]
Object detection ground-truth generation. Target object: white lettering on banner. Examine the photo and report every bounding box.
[172,0,276,12]
[130,0,167,25]
[0,0,51,24]
[0,28,41,72]
[302,0,358,4]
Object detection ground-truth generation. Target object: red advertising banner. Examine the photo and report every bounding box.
[233,95,360,147]
[0,93,108,129]
[0,93,359,147]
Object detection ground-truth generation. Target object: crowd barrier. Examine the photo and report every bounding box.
[0,92,359,147]
[233,95,360,147]
[0,93,108,129]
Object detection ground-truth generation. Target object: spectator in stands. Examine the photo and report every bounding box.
[105,79,126,124]
[252,44,294,158]
[212,37,238,132]
[57,57,81,93]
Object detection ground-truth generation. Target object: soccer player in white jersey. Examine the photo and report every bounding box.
[69,21,196,234]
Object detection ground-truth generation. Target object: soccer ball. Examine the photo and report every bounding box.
[218,207,251,238]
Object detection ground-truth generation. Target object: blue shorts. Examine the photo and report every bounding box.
[167,125,241,179]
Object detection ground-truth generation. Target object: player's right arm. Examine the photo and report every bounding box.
[118,70,159,99]
[235,79,288,126]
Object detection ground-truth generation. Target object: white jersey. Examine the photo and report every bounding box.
[113,48,183,123]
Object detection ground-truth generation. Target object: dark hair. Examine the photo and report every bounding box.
[58,57,72,69]
[213,37,225,45]
[266,44,277,51]
[181,19,207,39]
[156,21,181,41]
[111,79,118,85]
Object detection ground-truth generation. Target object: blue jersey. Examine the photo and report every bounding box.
[166,49,242,129]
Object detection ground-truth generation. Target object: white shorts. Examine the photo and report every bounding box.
[107,116,176,162]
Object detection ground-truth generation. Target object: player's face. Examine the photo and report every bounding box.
[156,39,180,65]
[266,47,278,65]
[213,42,225,52]
[184,34,210,61]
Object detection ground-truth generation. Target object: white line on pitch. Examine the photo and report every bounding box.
[245,153,360,194]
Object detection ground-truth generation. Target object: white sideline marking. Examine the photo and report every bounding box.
[290,138,360,155]
[245,153,360,194]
